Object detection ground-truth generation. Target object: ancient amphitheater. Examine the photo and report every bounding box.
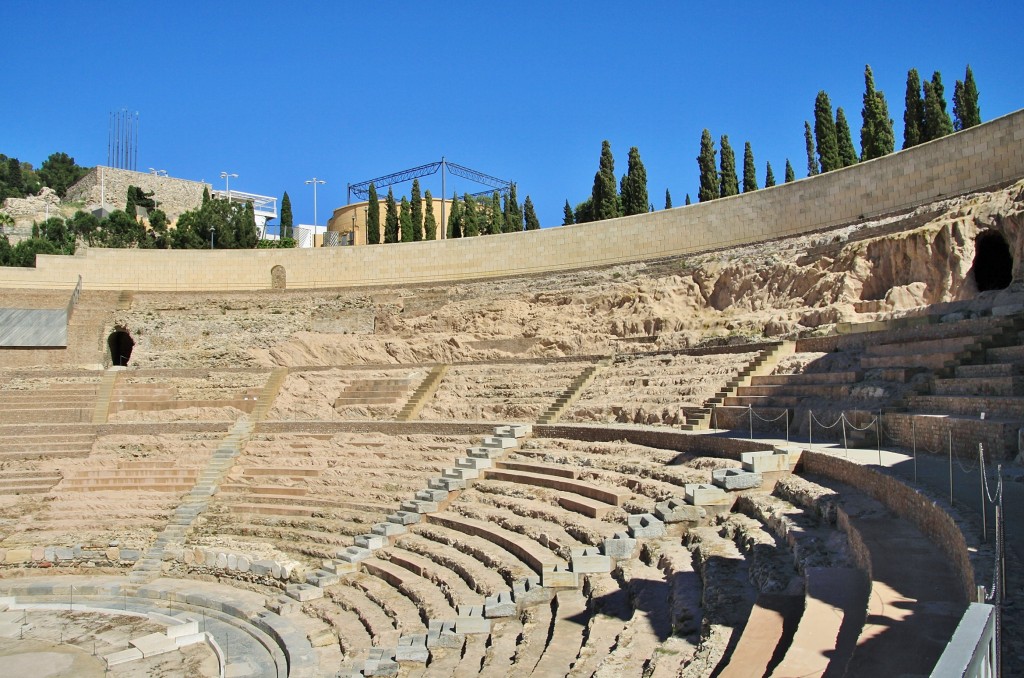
[0,111,1022,677]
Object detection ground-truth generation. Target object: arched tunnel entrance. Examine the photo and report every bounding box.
[972,230,1014,292]
[108,330,134,366]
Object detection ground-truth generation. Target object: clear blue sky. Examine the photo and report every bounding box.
[3,1,1022,232]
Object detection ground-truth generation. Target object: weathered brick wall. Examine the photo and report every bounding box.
[63,166,209,222]
[534,424,772,460]
[800,450,982,603]
[882,412,1018,461]
[1,109,1021,291]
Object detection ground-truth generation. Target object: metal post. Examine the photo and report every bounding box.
[809,411,813,451]
[948,429,954,506]
[441,157,446,239]
[785,409,790,444]
[979,443,987,542]
[912,418,917,484]
[842,414,848,458]
[877,410,883,467]
[748,405,753,440]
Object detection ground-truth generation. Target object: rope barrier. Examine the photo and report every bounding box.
[749,408,789,423]
[809,411,844,429]
[842,416,878,432]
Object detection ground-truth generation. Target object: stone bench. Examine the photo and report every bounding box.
[557,494,617,519]
[425,512,566,576]
[683,483,731,506]
[494,459,579,478]
[741,450,792,473]
[481,468,630,506]
[711,468,763,490]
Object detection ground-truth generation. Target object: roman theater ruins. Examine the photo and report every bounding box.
[0,110,1022,677]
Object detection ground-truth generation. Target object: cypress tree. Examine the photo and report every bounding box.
[124,187,137,222]
[765,162,776,187]
[523,196,540,230]
[814,91,841,172]
[562,200,574,225]
[446,192,461,238]
[383,187,398,243]
[504,183,523,233]
[489,191,502,235]
[280,191,293,239]
[784,159,796,183]
[399,196,413,242]
[953,65,981,130]
[685,194,691,205]
[719,135,739,197]
[619,146,649,216]
[241,201,257,247]
[366,183,380,244]
[410,179,423,241]
[903,68,925,149]
[462,194,479,237]
[423,190,437,240]
[742,142,758,192]
[591,141,620,220]
[697,129,718,202]
[804,122,819,176]
[860,65,895,159]
[202,186,211,205]
[835,107,858,167]
[664,189,672,209]
[923,72,954,141]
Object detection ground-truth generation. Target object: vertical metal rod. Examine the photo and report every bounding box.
[877,410,882,467]
[441,157,446,239]
[748,406,753,440]
[979,443,987,542]
[948,429,954,506]
[809,411,813,451]
[842,414,848,458]
[785,409,790,444]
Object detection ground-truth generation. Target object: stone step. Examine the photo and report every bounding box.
[932,376,1024,397]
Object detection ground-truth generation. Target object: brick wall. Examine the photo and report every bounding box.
[1,109,1021,292]
[882,412,1018,461]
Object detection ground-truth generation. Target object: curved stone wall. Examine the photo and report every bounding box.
[2,109,1023,292]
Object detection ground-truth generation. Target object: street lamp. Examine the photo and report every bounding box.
[220,171,238,203]
[305,177,326,227]
[210,225,215,249]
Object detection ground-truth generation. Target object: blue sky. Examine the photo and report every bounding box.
[3,1,1022,232]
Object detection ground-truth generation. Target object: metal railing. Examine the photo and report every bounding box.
[930,603,999,677]
[65,275,83,322]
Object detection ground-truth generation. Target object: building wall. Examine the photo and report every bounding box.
[63,166,210,222]
[328,198,455,246]
[2,109,1023,292]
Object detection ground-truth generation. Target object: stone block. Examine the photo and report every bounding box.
[372,522,406,537]
[354,534,388,550]
[627,513,666,538]
[570,547,612,574]
[683,483,731,506]
[5,549,30,564]
[602,532,637,560]
[337,546,373,563]
[322,559,357,576]
[362,649,400,677]
[711,468,763,490]
[165,620,199,638]
[236,556,250,572]
[44,547,55,562]
[495,424,531,437]
[30,547,44,561]
[431,476,466,491]
[119,549,140,562]
[395,634,429,663]
[130,632,178,657]
[104,648,144,667]
[443,467,478,481]
[740,450,791,473]
[173,632,205,648]
[426,620,465,649]
[467,446,503,459]
[54,547,74,561]
[512,576,551,607]
[416,488,449,502]
[267,596,301,616]
[285,584,323,602]
[541,565,578,588]
[251,560,275,577]
[401,500,438,514]
[655,497,707,523]
[457,456,491,470]
[306,569,340,587]
[455,605,491,634]
[482,436,517,449]
[388,511,421,525]
[484,591,516,618]
[227,554,238,570]
[214,552,228,569]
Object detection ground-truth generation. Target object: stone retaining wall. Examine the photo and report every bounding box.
[799,450,981,603]
[2,109,1022,291]
[882,412,1018,461]
[63,166,209,222]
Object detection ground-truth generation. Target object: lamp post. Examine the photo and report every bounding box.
[210,225,215,249]
[220,171,238,203]
[305,177,326,227]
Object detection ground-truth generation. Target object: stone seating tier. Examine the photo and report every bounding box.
[480,467,631,506]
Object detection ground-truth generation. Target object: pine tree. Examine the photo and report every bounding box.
[446,192,461,238]
[697,129,718,202]
[835,107,858,167]
[685,194,691,205]
[619,146,649,216]
[664,189,672,209]
[765,162,776,187]
[399,196,413,242]
[410,178,423,241]
[591,141,620,220]
[562,200,574,225]
[241,201,258,247]
[124,187,137,222]
[423,190,437,240]
[804,122,819,176]
[814,91,841,172]
[719,135,739,197]
[903,68,925,148]
[742,142,758,192]
[504,183,523,233]
[523,196,540,230]
[784,159,796,183]
[366,183,380,244]
[488,191,503,235]
[953,65,981,130]
[202,186,211,205]
[462,194,479,237]
[279,191,293,239]
[923,71,954,141]
[860,65,895,160]
[384,187,398,243]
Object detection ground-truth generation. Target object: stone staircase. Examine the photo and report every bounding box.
[536,360,607,424]
[395,364,447,421]
[91,368,122,425]
[681,342,794,431]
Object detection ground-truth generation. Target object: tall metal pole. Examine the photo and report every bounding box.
[220,172,238,204]
[441,157,446,239]
[305,177,326,227]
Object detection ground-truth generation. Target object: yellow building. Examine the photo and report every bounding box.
[327,198,455,245]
